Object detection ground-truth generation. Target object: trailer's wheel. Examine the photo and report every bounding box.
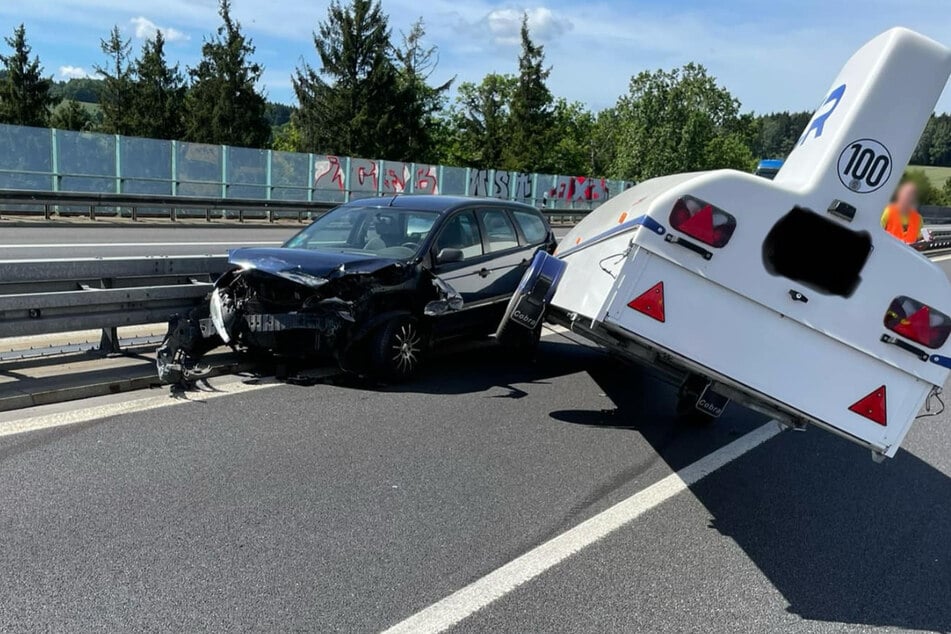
[675,374,717,425]
[370,316,425,382]
[496,319,541,357]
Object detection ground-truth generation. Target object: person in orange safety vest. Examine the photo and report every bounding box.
[881,182,923,244]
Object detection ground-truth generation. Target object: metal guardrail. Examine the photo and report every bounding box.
[0,189,337,223]
[0,189,589,225]
[4,223,950,360]
[0,255,228,352]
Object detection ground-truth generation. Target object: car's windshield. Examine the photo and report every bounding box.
[283,206,439,259]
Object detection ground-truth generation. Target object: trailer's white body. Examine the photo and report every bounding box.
[546,28,951,458]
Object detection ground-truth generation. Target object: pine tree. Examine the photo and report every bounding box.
[447,74,515,168]
[502,15,554,173]
[293,0,405,158]
[184,0,270,147]
[130,31,185,139]
[95,26,134,135]
[0,24,57,127]
[393,19,453,163]
[51,100,93,131]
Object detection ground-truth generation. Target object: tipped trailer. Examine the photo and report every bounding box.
[499,28,951,460]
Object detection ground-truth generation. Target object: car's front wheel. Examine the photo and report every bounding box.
[370,316,425,381]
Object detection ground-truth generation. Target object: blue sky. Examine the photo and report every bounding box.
[3,0,951,114]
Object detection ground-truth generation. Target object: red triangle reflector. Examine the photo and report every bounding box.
[628,282,665,322]
[848,385,887,426]
[679,204,717,244]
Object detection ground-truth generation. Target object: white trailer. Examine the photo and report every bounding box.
[499,28,951,460]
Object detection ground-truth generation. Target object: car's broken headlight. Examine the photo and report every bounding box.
[209,288,232,343]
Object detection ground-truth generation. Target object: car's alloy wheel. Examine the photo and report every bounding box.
[371,316,425,382]
[391,321,421,374]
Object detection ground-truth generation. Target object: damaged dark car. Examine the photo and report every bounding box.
[157,195,557,384]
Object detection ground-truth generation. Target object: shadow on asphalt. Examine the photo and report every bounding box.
[694,427,951,632]
[395,336,951,631]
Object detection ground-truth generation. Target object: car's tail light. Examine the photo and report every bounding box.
[669,196,736,248]
[884,296,951,349]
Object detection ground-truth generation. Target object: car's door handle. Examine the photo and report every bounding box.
[478,268,491,278]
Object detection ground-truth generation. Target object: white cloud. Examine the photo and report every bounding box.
[485,7,571,46]
[129,16,189,42]
[58,65,89,80]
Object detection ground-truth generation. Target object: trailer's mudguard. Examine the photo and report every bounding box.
[531,28,951,458]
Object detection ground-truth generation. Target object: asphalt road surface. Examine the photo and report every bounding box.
[0,224,299,260]
[0,225,574,260]
[1,324,950,632]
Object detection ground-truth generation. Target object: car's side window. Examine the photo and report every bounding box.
[477,208,519,253]
[434,211,483,260]
[512,209,548,244]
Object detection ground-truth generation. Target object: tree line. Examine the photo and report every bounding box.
[2,0,951,190]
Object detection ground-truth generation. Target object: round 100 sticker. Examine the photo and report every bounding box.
[837,138,892,193]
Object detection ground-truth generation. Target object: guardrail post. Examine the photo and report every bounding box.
[99,327,121,355]
[307,153,315,205]
[51,128,60,193]
[170,140,178,222]
[344,156,352,203]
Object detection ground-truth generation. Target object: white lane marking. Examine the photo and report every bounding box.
[0,379,278,439]
[383,421,783,634]
[0,241,283,249]
[931,253,951,262]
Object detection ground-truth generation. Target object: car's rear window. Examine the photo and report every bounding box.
[513,210,547,244]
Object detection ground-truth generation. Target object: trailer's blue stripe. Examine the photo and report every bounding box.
[930,354,951,369]
[556,215,665,259]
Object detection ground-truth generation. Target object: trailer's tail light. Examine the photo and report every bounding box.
[669,196,736,248]
[628,281,665,322]
[884,297,951,349]
[849,385,887,426]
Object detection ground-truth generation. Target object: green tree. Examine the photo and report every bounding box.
[95,26,134,134]
[293,0,406,158]
[184,0,270,147]
[130,30,185,139]
[0,24,57,127]
[611,63,751,180]
[393,18,453,163]
[748,111,811,159]
[271,120,302,152]
[942,176,951,205]
[901,169,946,206]
[590,107,621,178]
[444,73,515,168]
[546,99,594,175]
[502,15,554,173]
[50,100,93,131]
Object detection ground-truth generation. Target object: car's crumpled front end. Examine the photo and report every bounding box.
[156,247,433,384]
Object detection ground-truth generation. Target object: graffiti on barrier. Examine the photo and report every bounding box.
[548,176,609,203]
[468,169,532,200]
[314,155,345,191]
[314,154,624,205]
[315,157,441,195]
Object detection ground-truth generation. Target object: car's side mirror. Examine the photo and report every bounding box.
[435,248,464,264]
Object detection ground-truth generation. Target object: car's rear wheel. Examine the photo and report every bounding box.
[370,316,425,381]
